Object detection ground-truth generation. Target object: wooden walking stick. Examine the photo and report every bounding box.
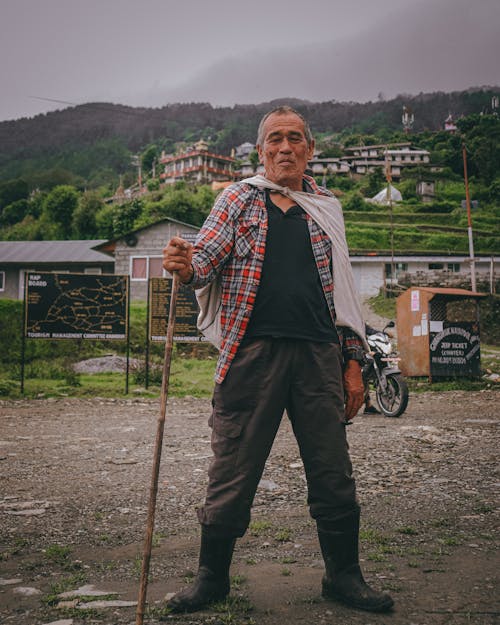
[136,271,180,625]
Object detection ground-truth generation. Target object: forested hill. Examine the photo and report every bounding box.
[1,88,498,161]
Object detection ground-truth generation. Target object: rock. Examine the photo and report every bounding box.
[0,578,23,585]
[258,479,280,491]
[77,599,137,608]
[56,600,79,609]
[13,586,42,596]
[58,584,118,599]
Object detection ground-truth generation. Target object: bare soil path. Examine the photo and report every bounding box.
[0,391,498,625]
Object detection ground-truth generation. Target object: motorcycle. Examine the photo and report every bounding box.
[363,321,409,418]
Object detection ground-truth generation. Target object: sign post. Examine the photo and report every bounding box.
[23,272,129,393]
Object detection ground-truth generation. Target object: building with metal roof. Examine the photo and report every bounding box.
[0,240,114,300]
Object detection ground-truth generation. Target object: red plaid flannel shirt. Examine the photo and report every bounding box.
[190,175,364,383]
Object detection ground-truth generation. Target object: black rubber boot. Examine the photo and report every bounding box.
[167,525,236,613]
[317,510,394,613]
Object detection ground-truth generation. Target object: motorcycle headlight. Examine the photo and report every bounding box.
[380,342,392,356]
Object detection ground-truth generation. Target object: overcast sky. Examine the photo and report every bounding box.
[1,0,499,121]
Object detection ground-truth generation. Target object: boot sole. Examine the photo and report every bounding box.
[322,588,394,613]
[167,589,230,613]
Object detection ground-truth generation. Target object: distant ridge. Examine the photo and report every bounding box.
[0,87,498,161]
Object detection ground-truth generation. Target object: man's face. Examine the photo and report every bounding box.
[257,112,315,190]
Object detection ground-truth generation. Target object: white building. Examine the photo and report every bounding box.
[350,254,498,298]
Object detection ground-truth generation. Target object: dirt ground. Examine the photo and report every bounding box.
[0,390,498,625]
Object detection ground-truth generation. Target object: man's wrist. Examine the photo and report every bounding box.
[343,346,365,363]
[180,264,194,284]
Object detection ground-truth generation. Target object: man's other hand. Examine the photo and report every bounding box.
[162,237,194,283]
[343,360,364,420]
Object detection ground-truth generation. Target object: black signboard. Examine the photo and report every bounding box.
[429,322,480,378]
[25,272,128,340]
[148,277,206,342]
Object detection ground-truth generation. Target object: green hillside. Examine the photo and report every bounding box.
[0,96,499,255]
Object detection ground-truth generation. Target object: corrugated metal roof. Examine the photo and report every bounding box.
[0,240,112,264]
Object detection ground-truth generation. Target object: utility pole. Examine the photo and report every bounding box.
[462,142,476,292]
[385,148,395,294]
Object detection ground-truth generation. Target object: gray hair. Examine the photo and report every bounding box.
[256,106,314,147]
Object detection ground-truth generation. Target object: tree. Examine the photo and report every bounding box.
[1,199,29,225]
[0,178,29,209]
[141,145,158,175]
[249,150,260,173]
[42,185,80,238]
[72,191,104,238]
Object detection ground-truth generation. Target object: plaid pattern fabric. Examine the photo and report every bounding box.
[190,175,363,383]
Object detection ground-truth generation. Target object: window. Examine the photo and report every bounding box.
[429,263,444,270]
[131,256,164,280]
[0,271,4,291]
[447,263,460,272]
[84,267,102,275]
[131,257,147,280]
[385,263,408,280]
[149,257,164,278]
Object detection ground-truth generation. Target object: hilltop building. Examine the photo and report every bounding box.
[342,143,430,179]
[160,140,237,185]
[444,114,458,133]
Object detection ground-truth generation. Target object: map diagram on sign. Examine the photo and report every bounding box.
[26,273,128,339]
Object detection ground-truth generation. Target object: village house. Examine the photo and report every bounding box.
[0,240,114,300]
[94,217,199,301]
[2,233,497,303]
[342,143,430,179]
[160,140,237,186]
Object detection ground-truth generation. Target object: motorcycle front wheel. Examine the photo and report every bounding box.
[376,373,409,418]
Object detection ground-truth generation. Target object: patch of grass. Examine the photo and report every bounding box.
[41,572,88,606]
[0,537,29,560]
[437,532,462,547]
[432,517,453,528]
[474,503,494,514]
[360,528,390,545]
[367,292,396,320]
[274,527,292,542]
[397,526,419,536]
[281,567,292,576]
[212,593,255,623]
[44,544,72,565]
[249,519,272,536]
[230,574,247,590]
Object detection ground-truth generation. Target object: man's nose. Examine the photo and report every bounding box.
[278,138,292,151]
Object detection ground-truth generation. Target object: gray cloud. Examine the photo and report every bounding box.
[1,0,499,121]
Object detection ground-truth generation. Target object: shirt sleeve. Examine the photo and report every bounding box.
[337,325,365,363]
[188,186,239,289]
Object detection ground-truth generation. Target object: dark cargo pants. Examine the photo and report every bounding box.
[197,338,358,536]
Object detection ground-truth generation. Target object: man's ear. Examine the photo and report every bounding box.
[308,139,315,160]
[257,145,264,163]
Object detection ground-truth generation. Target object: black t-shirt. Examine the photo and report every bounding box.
[244,191,339,343]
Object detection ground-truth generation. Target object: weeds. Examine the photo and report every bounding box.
[43,544,72,565]
[274,527,292,542]
[249,519,272,536]
[397,526,419,536]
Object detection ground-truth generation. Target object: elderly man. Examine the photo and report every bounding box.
[162,106,393,613]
